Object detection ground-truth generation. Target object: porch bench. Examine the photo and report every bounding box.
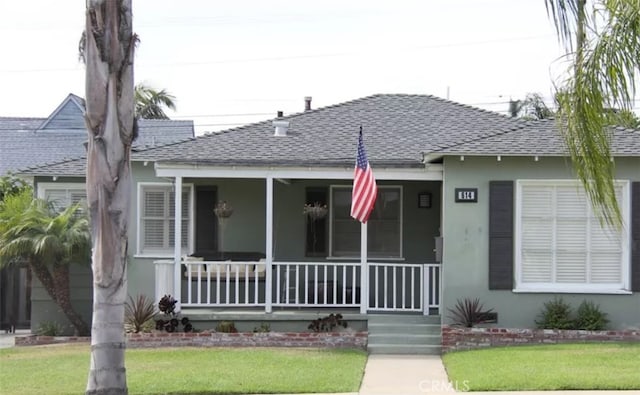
[182,251,266,280]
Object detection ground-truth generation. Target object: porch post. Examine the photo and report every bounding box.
[360,222,368,314]
[265,176,273,313]
[173,176,183,312]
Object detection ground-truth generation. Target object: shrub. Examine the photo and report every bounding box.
[155,295,194,333]
[125,294,156,333]
[36,321,64,336]
[536,297,574,329]
[308,313,348,332]
[216,321,237,333]
[253,323,271,333]
[447,298,494,327]
[575,300,609,331]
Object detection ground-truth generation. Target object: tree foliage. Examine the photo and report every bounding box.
[546,0,640,226]
[135,83,176,119]
[0,173,31,202]
[0,189,90,335]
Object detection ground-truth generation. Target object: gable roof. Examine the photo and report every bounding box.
[17,93,640,177]
[133,94,529,167]
[1,94,195,175]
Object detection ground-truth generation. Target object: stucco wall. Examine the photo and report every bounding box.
[441,156,640,330]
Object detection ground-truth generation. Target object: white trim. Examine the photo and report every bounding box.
[155,164,442,181]
[514,179,631,293]
[329,185,403,259]
[136,181,195,256]
[265,177,274,313]
[36,182,85,199]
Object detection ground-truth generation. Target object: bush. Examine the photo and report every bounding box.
[36,321,64,336]
[447,298,494,327]
[536,297,574,329]
[575,300,609,331]
[216,321,237,333]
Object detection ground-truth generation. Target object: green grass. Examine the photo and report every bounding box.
[0,345,366,394]
[443,342,640,391]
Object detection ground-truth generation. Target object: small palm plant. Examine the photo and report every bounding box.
[448,298,495,327]
[124,294,157,333]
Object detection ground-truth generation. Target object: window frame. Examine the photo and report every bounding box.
[136,182,195,257]
[328,184,403,259]
[37,182,87,211]
[514,179,631,294]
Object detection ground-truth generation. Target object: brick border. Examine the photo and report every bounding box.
[15,331,367,349]
[442,325,640,353]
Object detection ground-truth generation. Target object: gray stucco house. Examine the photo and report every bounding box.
[0,93,194,332]
[19,94,640,353]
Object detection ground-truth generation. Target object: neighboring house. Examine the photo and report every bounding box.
[19,94,639,354]
[0,93,194,332]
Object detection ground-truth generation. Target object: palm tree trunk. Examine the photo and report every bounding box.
[84,1,135,394]
[52,264,89,336]
[29,261,89,335]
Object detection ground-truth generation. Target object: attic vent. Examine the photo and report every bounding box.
[273,120,289,137]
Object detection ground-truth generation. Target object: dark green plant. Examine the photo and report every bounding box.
[575,300,609,331]
[447,298,495,327]
[36,321,64,336]
[308,313,348,332]
[155,294,194,333]
[536,297,574,329]
[253,323,271,333]
[125,294,157,333]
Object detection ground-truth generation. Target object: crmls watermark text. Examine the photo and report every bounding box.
[418,379,470,392]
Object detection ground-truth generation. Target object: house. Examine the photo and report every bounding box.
[19,94,640,354]
[0,93,195,332]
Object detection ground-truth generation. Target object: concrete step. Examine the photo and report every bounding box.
[367,314,441,325]
[368,344,442,355]
[368,333,441,345]
[368,322,441,335]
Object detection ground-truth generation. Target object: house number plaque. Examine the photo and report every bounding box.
[455,188,478,203]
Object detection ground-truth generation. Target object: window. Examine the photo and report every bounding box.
[330,186,402,258]
[37,183,86,213]
[138,183,193,256]
[515,180,630,293]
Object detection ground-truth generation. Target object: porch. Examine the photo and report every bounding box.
[155,259,441,314]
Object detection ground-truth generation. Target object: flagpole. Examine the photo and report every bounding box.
[360,222,368,314]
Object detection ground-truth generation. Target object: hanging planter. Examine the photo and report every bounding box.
[214,201,234,219]
[303,202,328,221]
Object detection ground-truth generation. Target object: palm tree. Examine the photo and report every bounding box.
[135,83,176,119]
[0,190,90,336]
[545,0,640,226]
[84,0,135,393]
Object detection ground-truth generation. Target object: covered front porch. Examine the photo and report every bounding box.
[150,163,443,315]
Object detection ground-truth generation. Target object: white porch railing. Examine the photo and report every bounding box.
[155,260,441,313]
[272,261,361,307]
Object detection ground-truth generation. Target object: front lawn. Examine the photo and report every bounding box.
[0,345,366,394]
[443,342,640,391]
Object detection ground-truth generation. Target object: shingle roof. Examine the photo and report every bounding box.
[427,119,640,159]
[17,93,640,177]
[133,94,529,167]
[1,94,195,175]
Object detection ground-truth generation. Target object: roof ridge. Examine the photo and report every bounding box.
[16,155,86,173]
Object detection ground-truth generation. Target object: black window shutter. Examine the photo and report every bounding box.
[489,181,514,290]
[632,182,640,292]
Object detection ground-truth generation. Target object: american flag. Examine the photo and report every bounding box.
[350,127,377,223]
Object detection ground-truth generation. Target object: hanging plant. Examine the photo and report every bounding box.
[303,202,328,221]
[214,201,234,219]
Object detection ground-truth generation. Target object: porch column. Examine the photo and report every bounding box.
[265,176,273,313]
[360,223,368,314]
[173,176,183,312]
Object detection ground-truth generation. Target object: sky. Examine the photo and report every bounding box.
[0,0,576,134]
